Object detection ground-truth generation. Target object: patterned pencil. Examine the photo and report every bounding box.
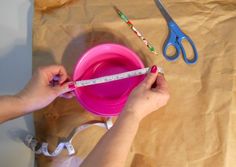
[114,6,158,55]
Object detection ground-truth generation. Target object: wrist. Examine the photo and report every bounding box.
[15,93,31,113]
[120,108,143,124]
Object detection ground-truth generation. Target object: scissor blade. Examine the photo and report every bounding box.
[154,0,173,22]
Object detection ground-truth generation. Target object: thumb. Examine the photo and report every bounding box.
[54,81,75,96]
[142,65,158,89]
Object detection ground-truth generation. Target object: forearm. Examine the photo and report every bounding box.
[0,95,28,123]
[81,111,141,167]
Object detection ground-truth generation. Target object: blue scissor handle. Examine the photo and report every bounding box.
[178,35,198,64]
[163,21,198,65]
[163,28,181,61]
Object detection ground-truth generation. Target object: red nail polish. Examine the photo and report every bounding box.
[68,82,76,89]
[151,65,157,73]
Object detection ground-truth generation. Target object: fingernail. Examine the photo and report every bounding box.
[151,65,157,73]
[53,74,60,81]
[68,82,76,90]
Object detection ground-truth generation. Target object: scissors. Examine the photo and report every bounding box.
[154,0,198,64]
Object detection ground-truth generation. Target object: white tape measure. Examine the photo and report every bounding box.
[75,67,163,87]
[24,118,113,157]
[63,67,164,93]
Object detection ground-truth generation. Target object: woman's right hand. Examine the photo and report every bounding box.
[123,65,170,121]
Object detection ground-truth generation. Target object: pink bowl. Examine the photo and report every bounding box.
[73,44,145,116]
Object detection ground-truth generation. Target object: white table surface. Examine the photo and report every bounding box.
[0,0,34,166]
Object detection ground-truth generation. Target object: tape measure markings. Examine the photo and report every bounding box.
[75,67,150,87]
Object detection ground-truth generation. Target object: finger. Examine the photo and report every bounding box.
[49,74,61,87]
[57,66,69,84]
[54,81,76,96]
[39,65,69,84]
[152,74,168,92]
[142,65,158,89]
[60,92,75,99]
